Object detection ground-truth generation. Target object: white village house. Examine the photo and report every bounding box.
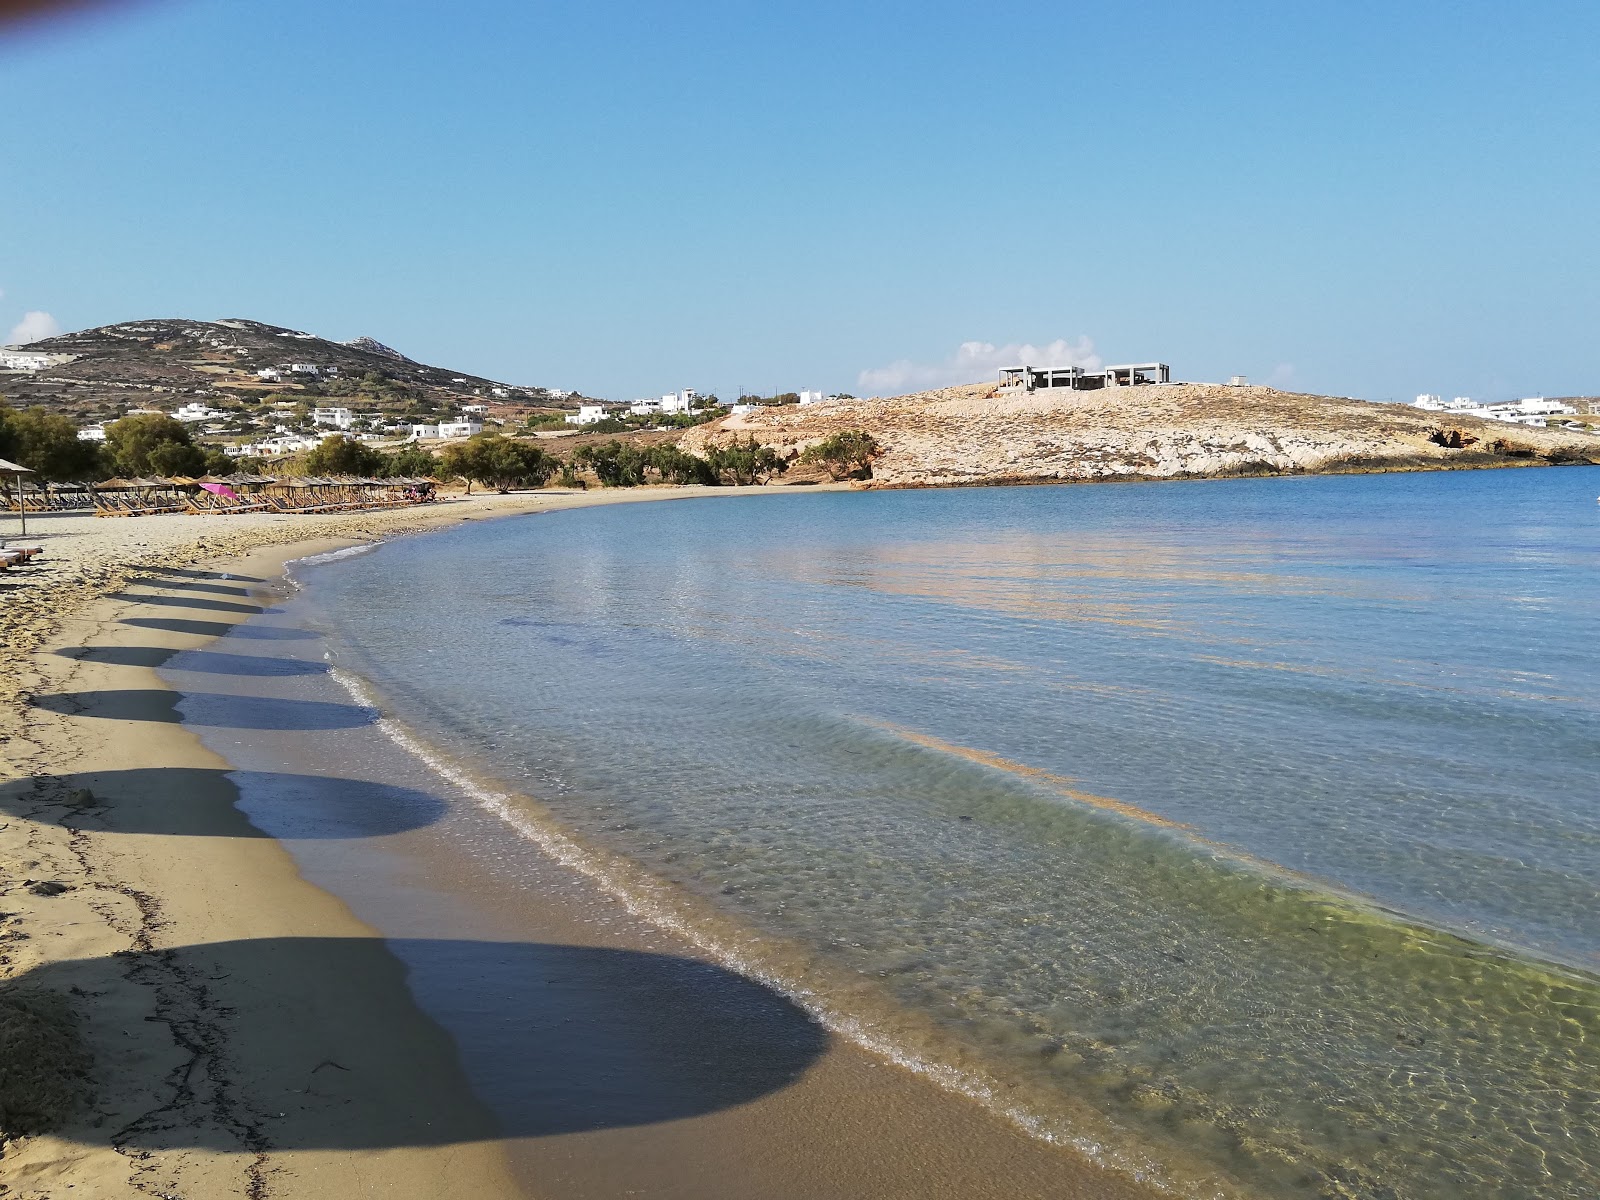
[311,407,356,429]
[0,349,77,371]
[565,403,615,426]
[174,401,227,423]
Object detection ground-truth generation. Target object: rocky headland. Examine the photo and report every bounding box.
[679,382,1600,487]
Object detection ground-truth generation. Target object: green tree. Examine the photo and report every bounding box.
[646,444,717,485]
[705,437,788,485]
[383,445,440,478]
[203,448,238,476]
[439,434,557,493]
[304,434,385,476]
[146,440,208,477]
[572,440,649,487]
[523,412,571,431]
[0,400,107,481]
[105,412,206,477]
[798,430,879,480]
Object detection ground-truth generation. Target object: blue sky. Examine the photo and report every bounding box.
[2,0,1596,401]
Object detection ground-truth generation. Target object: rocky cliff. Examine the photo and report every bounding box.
[679,383,1600,487]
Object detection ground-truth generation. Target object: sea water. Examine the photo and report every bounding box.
[264,469,1599,1198]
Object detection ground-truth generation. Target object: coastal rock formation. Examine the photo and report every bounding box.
[679,383,1600,487]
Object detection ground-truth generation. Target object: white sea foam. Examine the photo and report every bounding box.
[323,661,1175,1192]
[289,542,382,572]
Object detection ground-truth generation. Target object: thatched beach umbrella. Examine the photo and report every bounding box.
[0,457,37,537]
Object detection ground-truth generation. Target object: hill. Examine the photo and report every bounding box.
[679,382,1600,486]
[0,318,567,425]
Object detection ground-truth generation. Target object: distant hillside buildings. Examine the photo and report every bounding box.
[1413,394,1578,427]
[0,348,78,371]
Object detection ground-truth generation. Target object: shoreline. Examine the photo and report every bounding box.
[1,487,1153,1199]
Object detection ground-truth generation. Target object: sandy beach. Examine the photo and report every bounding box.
[1,490,1149,1199]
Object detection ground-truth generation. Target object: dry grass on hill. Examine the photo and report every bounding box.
[679,383,1600,487]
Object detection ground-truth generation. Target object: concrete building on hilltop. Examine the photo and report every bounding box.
[998,362,1170,393]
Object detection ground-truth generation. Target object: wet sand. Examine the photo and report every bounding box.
[1,494,1154,1198]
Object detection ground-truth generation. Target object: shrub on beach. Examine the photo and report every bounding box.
[705,437,788,485]
[798,430,878,480]
[572,440,650,487]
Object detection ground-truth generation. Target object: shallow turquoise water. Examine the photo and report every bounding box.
[288,468,1600,1199]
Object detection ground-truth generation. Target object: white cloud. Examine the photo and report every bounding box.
[858,336,1101,395]
[6,311,61,346]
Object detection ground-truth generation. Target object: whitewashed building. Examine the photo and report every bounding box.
[0,349,76,371]
[311,407,356,429]
[410,424,441,439]
[564,404,613,426]
[1412,394,1576,426]
[175,402,226,423]
[437,420,485,438]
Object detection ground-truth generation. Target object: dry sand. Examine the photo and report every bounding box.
[1,491,1151,1199]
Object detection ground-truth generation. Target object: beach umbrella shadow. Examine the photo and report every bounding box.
[126,577,259,598]
[119,616,320,640]
[141,567,267,583]
[31,689,375,730]
[59,646,329,677]
[108,592,271,615]
[6,937,828,1148]
[0,768,447,839]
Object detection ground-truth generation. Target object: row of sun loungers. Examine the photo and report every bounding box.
[87,477,436,517]
[3,491,91,512]
[92,493,188,517]
[184,488,422,515]
[0,543,44,571]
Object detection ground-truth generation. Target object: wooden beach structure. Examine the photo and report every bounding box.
[87,472,439,517]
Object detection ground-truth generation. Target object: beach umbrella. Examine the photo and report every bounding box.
[0,457,36,537]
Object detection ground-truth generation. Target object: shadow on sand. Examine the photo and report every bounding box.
[140,566,267,583]
[0,767,446,840]
[118,615,320,640]
[9,936,828,1146]
[125,577,257,598]
[58,645,329,677]
[31,689,375,730]
[107,592,271,615]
